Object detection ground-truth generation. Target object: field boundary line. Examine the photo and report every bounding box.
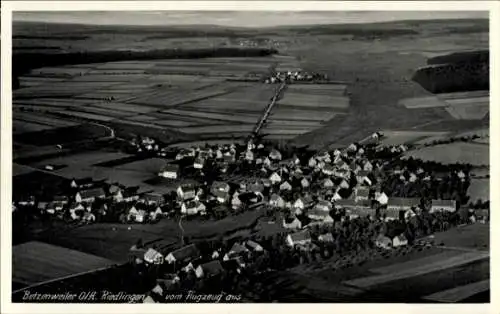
[421,279,490,303]
[343,251,489,288]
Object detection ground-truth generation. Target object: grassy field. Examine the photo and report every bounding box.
[12,241,117,287]
[404,142,489,166]
[468,179,489,202]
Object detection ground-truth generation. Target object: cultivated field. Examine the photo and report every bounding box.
[399,90,489,120]
[404,142,489,166]
[468,179,489,202]
[377,130,450,146]
[12,241,117,287]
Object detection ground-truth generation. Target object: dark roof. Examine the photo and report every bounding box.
[78,188,105,199]
[143,193,164,202]
[356,187,370,198]
[431,199,456,208]
[387,198,420,207]
[161,164,179,172]
[169,244,200,262]
[289,230,311,242]
[199,260,225,277]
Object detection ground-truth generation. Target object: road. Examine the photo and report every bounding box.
[248,81,287,143]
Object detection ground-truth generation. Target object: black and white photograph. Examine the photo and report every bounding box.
[2,3,495,308]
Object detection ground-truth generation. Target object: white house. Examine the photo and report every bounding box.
[195,260,225,279]
[158,164,180,179]
[144,248,164,265]
[301,177,310,188]
[392,234,409,247]
[269,193,285,208]
[177,185,196,201]
[181,201,206,216]
[269,149,282,161]
[286,231,312,247]
[279,181,292,191]
[375,191,389,205]
[283,217,302,230]
[75,188,105,203]
[375,234,392,250]
[269,172,282,185]
[323,178,334,189]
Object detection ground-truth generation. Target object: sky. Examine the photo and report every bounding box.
[13,11,488,28]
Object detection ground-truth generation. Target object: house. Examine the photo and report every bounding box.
[269,172,282,185]
[387,198,420,211]
[307,208,334,224]
[430,200,457,213]
[334,169,351,180]
[375,191,389,205]
[213,190,230,203]
[301,177,310,188]
[354,187,370,202]
[211,181,230,194]
[263,157,272,167]
[269,149,282,161]
[53,195,69,205]
[223,152,235,163]
[177,185,196,201]
[115,187,140,203]
[375,234,392,249]
[246,240,264,252]
[231,194,243,210]
[158,164,180,179]
[331,191,343,202]
[286,231,312,247]
[150,207,164,221]
[165,244,201,265]
[82,212,96,223]
[333,199,358,210]
[279,181,292,191]
[314,200,332,212]
[181,201,206,216]
[244,150,254,162]
[293,195,314,213]
[393,234,409,247]
[223,243,249,261]
[346,207,373,219]
[322,164,336,176]
[70,177,93,189]
[356,171,372,186]
[144,248,164,265]
[195,260,225,279]
[318,233,334,242]
[128,206,147,223]
[283,217,302,230]
[323,178,334,189]
[248,181,264,193]
[404,208,417,221]
[339,179,350,189]
[75,188,105,203]
[308,157,317,168]
[142,193,165,206]
[363,161,373,172]
[193,158,205,169]
[269,193,285,208]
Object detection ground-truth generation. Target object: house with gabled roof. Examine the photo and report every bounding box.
[177,184,196,201]
[195,260,225,279]
[356,170,372,186]
[223,243,249,261]
[181,200,206,216]
[314,200,332,212]
[193,157,205,169]
[283,216,302,230]
[293,194,314,213]
[430,199,456,213]
[269,149,282,161]
[375,234,392,250]
[165,244,201,265]
[70,177,94,189]
[322,164,336,176]
[307,208,334,224]
[141,193,165,206]
[375,191,389,205]
[286,230,312,247]
[354,186,370,202]
[386,197,420,211]
[246,240,264,252]
[269,193,285,208]
[211,181,230,194]
[392,234,409,247]
[144,248,164,265]
[323,178,334,189]
[158,164,180,179]
[279,181,292,192]
[212,190,230,204]
[75,188,105,203]
[269,172,282,185]
[301,177,310,189]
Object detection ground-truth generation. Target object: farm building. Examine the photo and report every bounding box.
[177,185,196,201]
[181,201,206,216]
[392,234,409,247]
[165,244,201,265]
[158,164,180,179]
[283,217,302,230]
[430,199,457,213]
[386,198,420,211]
[142,193,165,206]
[75,188,106,203]
[286,230,312,247]
[195,260,225,279]
[144,248,164,265]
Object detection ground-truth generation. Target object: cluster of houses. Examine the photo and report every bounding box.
[13,177,173,224]
[265,71,329,84]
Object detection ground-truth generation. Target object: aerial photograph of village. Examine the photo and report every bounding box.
[10,10,489,303]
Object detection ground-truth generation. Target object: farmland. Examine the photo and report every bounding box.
[404,142,489,166]
[12,241,117,287]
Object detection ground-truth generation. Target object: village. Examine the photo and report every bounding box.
[12,128,490,303]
